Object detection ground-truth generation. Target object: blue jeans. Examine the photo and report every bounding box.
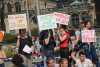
[81,43,100,67]
[45,50,54,59]
[0,63,5,67]
[37,63,44,67]
[41,46,54,59]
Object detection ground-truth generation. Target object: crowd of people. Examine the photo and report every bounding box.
[38,21,100,67]
[0,21,100,67]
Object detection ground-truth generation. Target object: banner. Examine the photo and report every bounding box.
[52,12,70,25]
[37,14,57,31]
[8,14,28,30]
[0,31,4,42]
[81,30,96,43]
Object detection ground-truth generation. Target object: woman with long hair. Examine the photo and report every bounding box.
[16,29,33,67]
[58,25,70,59]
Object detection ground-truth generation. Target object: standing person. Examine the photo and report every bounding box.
[71,51,93,67]
[0,44,6,67]
[58,25,70,59]
[59,58,68,67]
[74,27,82,51]
[81,21,100,67]
[16,29,33,67]
[68,27,77,67]
[68,27,76,50]
[39,29,56,58]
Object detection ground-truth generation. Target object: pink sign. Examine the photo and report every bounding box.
[81,30,96,43]
[52,12,70,25]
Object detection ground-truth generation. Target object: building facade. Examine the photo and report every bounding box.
[0,0,97,32]
[95,0,100,27]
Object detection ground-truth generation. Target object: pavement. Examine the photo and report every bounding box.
[5,62,13,67]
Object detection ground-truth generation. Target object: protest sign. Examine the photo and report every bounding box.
[0,31,4,42]
[37,14,57,31]
[8,14,28,30]
[81,30,96,43]
[52,12,70,25]
[23,45,32,54]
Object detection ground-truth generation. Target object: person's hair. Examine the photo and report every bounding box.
[19,29,26,35]
[81,21,91,27]
[60,25,66,30]
[79,51,86,56]
[81,21,85,25]
[47,57,55,64]
[59,58,68,64]
[49,29,53,36]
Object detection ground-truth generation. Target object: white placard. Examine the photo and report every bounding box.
[52,12,70,25]
[23,45,32,54]
[81,30,96,43]
[37,14,57,31]
[8,14,28,30]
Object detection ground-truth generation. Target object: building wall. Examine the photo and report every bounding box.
[95,0,100,27]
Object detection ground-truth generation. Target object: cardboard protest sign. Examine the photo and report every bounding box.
[37,14,57,31]
[52,12,70,25]
[8,14,28,30]
[81,30,96,43]
[0,31,4,42]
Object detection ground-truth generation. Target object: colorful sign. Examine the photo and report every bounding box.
[81,30,96,43]
[52,12,70,25]
[8,14,28,30]
[0,31,4,42]
[37,14,57,31]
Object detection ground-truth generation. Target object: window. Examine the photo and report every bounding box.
[7,2,12,13]
[15,2,21,12]
[71,14,79,27]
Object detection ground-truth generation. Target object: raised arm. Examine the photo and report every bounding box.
[44,33,50,45]
[59,34,67,42]
[16,35,20,48]
[71,51,77,62]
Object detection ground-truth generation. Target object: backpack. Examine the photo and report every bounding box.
[12,54,23,65]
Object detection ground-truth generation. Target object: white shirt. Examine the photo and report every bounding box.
[75,59,93,67]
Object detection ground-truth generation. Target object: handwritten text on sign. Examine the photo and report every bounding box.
[37,14,57,31]
[8,14,27,30]
[53,12,70,25]
[81,30,96,43]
